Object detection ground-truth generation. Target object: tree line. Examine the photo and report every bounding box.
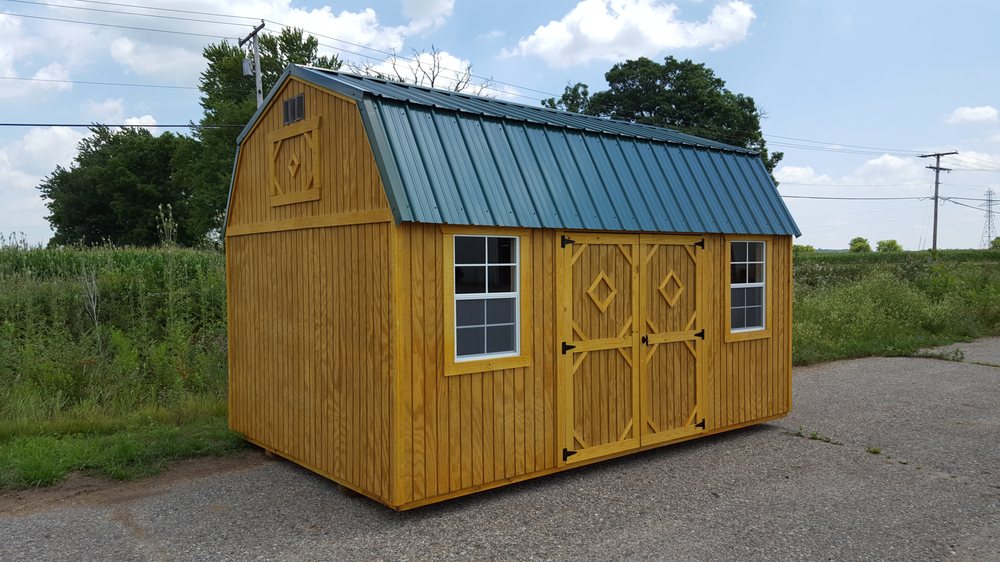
[38,31,780,247]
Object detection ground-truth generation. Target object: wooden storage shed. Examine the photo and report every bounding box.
[225,65,801,510]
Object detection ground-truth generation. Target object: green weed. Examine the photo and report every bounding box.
[0,242,232,488]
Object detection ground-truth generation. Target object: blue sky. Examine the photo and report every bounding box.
[2,0,998,249]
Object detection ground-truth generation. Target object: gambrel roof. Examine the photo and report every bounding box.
[234,65,800,236]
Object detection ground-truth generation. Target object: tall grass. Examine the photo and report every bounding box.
[793,258,1000,364]
[0,235,240,486]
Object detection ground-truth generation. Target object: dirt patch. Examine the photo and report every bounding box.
[0,450,273,518]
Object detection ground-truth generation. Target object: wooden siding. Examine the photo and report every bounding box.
[394,223,558,506]
[703,234,793,430]
[226,78,395,502]
[227,224,393,502]
[226,77,389,232]
[391,228,791,508]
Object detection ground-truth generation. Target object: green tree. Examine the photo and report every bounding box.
[540,57,782,175]
[542,82,590,113]
[849,237,872,253]
[876,239,903,252]
[182,28,341,242]
[793,244,816,257]
[991,236,1000,250]
[39,126,196,246]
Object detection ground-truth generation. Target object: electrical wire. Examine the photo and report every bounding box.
[943,198,1000,214]
[780,195,928,201]
[3,11,237,39]
[21,0,260,20]
[0,75,197,89]
[0,122,240,128]
[2,0,251,27]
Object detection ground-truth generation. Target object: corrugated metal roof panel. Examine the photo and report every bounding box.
[240,66,800,237]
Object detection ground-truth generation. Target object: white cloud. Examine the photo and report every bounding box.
[8,127,86,176]
[84,98,126,122]
[110,37,204,83]
[853,154,926,184]
[503,0,755,67]
[945,105,998,124]
[773,165,832,185]
[401,0,455,33]
[0,127,86,242]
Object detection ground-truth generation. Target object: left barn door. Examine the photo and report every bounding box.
[557,233,641,464]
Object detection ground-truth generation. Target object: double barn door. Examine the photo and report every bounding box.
[558,233,705,464]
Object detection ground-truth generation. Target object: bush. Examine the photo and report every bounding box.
[876,239,902,252]
[793,256,1000,364]
[849,237,872,253]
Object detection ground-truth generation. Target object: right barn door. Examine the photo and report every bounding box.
[639,235,705,446]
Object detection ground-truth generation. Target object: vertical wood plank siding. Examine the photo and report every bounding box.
[393,230,791,507]
[395,224,559,506]
[226,79,394,502]
[227,78,388,229]
[703,234,793,430]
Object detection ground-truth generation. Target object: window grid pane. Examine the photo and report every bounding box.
[454,235,519,359]
[730,241,765,332]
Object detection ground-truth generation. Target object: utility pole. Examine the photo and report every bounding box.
[239,20,265,107]
[982,188,997,248]
[919,151,958,253]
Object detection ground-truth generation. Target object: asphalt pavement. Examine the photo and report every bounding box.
[2,338,998,561]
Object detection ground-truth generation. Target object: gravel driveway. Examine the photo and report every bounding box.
[3,339,998,561]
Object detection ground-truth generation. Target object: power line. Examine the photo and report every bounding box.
[0,122,240,128]
[1,0,251,27]
[761,133,925,154]
[24,0,260,20]
[0,75,197,89]
[777,181,927,188]
[780,195,928,201]
[943,197,999,214]
[3,11,238,39]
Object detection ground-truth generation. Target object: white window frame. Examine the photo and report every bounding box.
[730,240,766,333]
[453,234,520,362]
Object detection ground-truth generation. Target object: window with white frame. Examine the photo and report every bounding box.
[730,241,765,331]
[453,235,519,360]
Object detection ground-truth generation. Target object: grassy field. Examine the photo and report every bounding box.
[1,241,998,489]
[0,239,241,487]
[793,249,1000,363]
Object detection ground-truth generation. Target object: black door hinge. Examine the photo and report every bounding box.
[695,329,705,340]
[562,448,578,461]
[561,341,576,354]
[694,238,705,249]
[561,234,576,248]
[641,335,649,345]
[695,419,706,429]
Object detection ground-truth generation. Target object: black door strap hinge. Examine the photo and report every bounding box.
[562,448,578,461]
[694,238,705,249]
[695,419,706,429]
[641,335,649,345]
[561,342,576,354]
[695,329,705,340]
[561,234,576,248]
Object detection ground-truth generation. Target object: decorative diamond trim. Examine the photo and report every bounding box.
[287,152,301,178]
[586,271,618,313]
[658,270,685,307]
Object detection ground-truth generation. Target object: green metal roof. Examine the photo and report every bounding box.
[233,65,800,236]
